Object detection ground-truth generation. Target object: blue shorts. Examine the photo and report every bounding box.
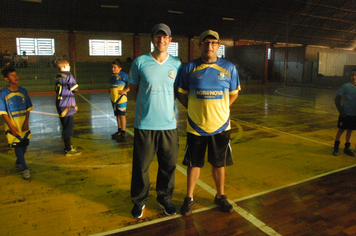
[112,103,127,116]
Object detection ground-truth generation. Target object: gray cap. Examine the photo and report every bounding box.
[151,23,171,36]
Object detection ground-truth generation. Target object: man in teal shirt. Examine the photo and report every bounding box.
[129,23,182,218]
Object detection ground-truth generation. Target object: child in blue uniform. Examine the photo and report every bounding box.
[109,59,130,142]
[0,67,33,179]
[55,59,81,156]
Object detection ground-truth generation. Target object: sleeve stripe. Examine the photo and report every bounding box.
[178,87,188,94]
[70,84,79,91]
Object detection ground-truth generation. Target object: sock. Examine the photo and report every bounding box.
[121,130,125,136]
[345,142,351,150]
[334,141,340,150]
[118,128,122,133]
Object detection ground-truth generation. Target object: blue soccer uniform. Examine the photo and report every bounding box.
[178,58,240,136]
[0,86,33,145]
[110,71,129,113]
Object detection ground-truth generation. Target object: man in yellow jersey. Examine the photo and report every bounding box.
[177,30,240,216]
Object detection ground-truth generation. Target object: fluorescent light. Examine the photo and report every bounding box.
[222,17,234,21]
[168,10,183,14]
[101,5,119,8]
[21,0,42,2]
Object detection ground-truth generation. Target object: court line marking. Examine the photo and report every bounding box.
[232,118,334,147]
[90,160,356,236]
[175,165,282,236]
[89,164,281,236]
[78,93,134,136]
[233,163,356,203]
[32,111,59,116]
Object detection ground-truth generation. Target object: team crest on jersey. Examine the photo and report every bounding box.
[194,73,203,79]
[218,72,227,80]
[168,70,176,79]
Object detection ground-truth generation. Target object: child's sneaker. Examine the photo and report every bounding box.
[65,147,82,156]
[117,133,127,142]
[111,132,120,140]
[344,149,355,157]
[23,169,31,179]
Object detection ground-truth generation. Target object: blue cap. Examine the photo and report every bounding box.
[151,23,171,36]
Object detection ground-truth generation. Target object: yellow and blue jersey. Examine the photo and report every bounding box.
[129,53,182,130]
[0,86,33,144]
[109,71,129,108]
[178,58,240,136]
[55,71,78,117]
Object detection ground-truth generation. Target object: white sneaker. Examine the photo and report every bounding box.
[23,169,31,179]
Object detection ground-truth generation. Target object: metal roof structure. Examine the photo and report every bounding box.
[2,0,356,49]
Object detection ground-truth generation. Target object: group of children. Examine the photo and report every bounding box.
[0,59,129,179]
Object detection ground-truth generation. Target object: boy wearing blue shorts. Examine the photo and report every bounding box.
[177,30,240,216]
[0,67,33,179]
[109,59,130,142]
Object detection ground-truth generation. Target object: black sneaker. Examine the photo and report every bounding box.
[180,197,194,216]
[214,195,233,212]
[344,149,355,157]
[332,149,339,156]
[111,132,120,140]
[131,204,145,218]
[158,199,177,216]
[117,133,127,142]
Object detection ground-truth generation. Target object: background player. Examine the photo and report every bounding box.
[0,67,33,179]
[109,58,130,142]
[55,59,81,156]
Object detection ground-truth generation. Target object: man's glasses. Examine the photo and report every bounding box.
[201,41,220,46]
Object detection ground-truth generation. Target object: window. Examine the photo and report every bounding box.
[267,48,273,60]
[16,38,55,56]
[151,42,179,57]
[89,39,122,56]
[217,45,225,58]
